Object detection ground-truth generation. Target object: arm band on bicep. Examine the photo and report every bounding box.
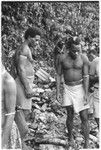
[5,112,15,116]
[83,75,89,78]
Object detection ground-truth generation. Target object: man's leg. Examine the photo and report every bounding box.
[79,109,89,148]
[23,109,31,122]
[14,110,29,139]
[15,109,33,150]
[66,106,74,141]
[93,100,99,129]
[95,118,99,129]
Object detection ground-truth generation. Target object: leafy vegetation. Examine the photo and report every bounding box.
[1,1,99,76]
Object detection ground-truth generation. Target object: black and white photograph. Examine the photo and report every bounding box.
[1,1,100,150]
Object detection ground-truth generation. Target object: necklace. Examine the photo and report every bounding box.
[1,68,6,75]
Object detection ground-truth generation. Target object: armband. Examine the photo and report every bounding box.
[5,112,15,116]
[83,75,89,78]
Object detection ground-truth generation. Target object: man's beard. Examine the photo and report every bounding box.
[69,52,77,60]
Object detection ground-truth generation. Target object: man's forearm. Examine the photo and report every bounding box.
[56,74,61,98]
[2,116,14,148]
[83,75,89,95]
[89,76,99,87]
[18,70,32,93]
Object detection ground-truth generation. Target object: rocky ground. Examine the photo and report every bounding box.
[25,79,99,150]
[9,66,99,150]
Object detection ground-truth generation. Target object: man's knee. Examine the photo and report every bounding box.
[95,118,99,128]
[80,109,88,123]
[15,110,29,137]
[66,106,74,116]
[66,106,74,124]
[23,109,31,121]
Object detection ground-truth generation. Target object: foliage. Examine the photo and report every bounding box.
[1,1,99,76]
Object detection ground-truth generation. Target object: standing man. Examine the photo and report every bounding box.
[88,47,98,62]
[88,49,99,116]
[89,56,99,128]
[14,26,42,149]
[2,65,16,149]
[56,37,90,148]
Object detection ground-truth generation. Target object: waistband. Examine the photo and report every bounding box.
[65,79,83,86]
[94,86,99,89]
[16,75,34,80]
[5,112,15,116]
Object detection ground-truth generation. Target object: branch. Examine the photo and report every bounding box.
[26,137,68,147]
[35,138,67,147]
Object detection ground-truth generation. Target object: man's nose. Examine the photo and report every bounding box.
[35,40,40,45]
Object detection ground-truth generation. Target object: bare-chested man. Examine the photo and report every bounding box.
[2,65,16,149]
[56,37,90,148]
[89,55,99,128]
[14,26,42,149]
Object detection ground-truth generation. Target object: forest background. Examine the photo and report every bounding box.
[1,1,99,78]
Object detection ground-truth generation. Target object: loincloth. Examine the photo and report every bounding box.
[15,76,34,110]
[63,83,90,113]
[88,87,99,118]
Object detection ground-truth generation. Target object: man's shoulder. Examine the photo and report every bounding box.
[59,53,67,61]
[80,53,88,59]
[56,53,64,62]
[80,53,89,63]
[92,57,99,63]
[3,71,16,90]
[16,43,28,55]
[90,57,99,67]
[7,72,15,84]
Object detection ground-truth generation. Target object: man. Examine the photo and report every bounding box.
[82,46,88,56]
[87,49,99,115]
[89,56,99,128]
[2,65,16,149]
[14,26,42,149]
[56,37,90,148]
[88,46,98,62]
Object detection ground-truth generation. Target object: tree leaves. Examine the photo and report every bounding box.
[2,2,99,75]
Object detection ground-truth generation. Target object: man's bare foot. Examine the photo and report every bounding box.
[22,141,33,150]
[84,141,89,148]
[66,138,77,150]
[68,138,76,148]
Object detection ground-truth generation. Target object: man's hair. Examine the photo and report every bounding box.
[88,49,97,55]
[65,36,80,49]
[24,26,42,40]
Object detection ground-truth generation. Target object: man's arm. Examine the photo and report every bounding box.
[2,75,16,148]
[56,55,63,102]
[89,61,99,87]
[82,54,89,99]
[17,56,33,97]
[27,47,34,63]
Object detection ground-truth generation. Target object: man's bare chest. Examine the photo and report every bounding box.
[62,56,83,69]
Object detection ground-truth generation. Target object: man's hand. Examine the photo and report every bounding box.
[83,94,89,105]
[56,94,60,102]
[25,89,35,98]
[25,92,35,99]
[55,100,61,106]
[25,88,44,98]
[56,94,61,105]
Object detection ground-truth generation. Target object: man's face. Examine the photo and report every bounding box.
[29,35,40,48]
[88,53,95,62]
[69,45,79,59]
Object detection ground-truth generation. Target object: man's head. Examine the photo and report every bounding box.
[24,26,42,47]
[88,49,97,62]
[1,64,6,76]
[66,36,80,59]
[82,46,88,55]
[24,26,42,39]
